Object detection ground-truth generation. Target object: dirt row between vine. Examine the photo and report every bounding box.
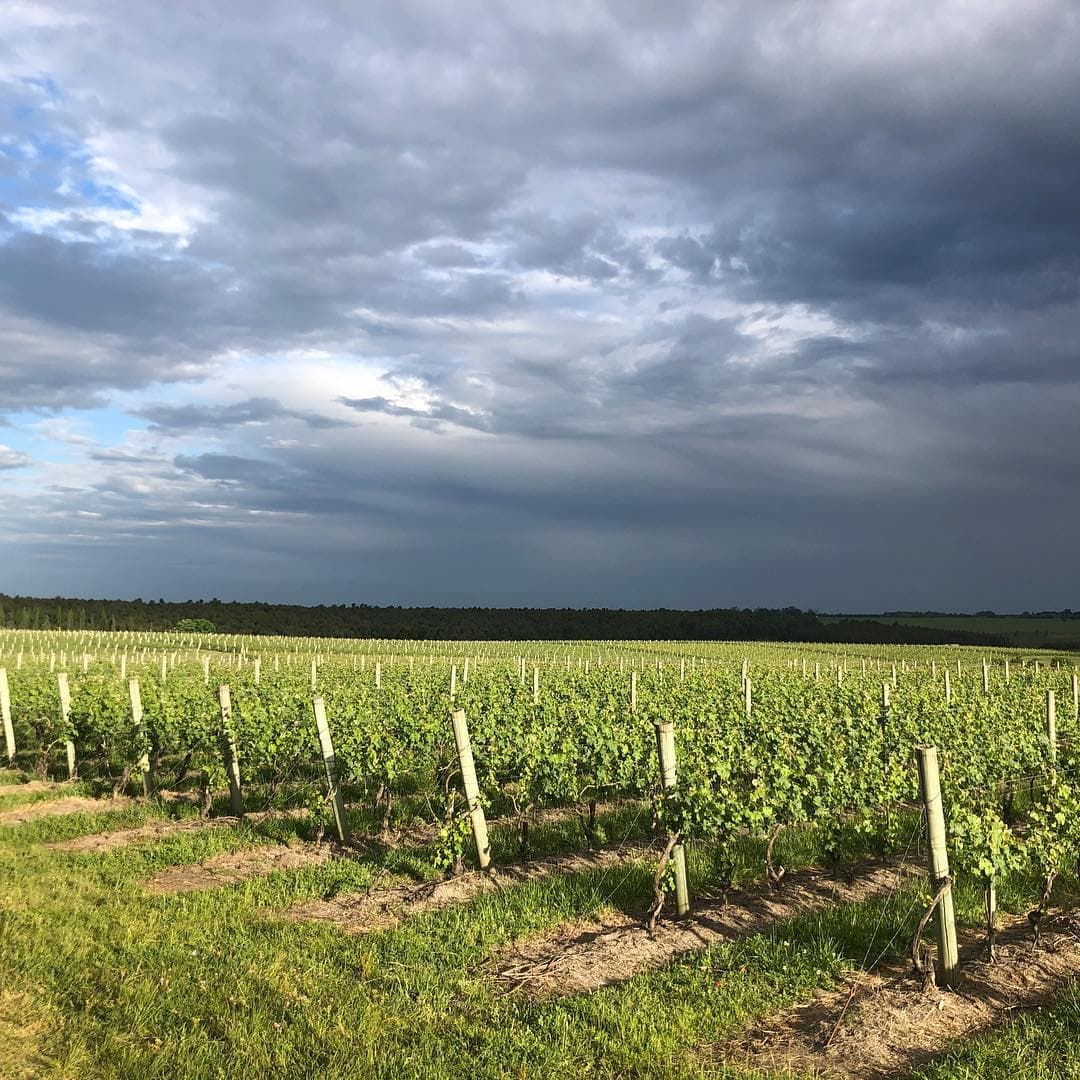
[284,846,655,933]
[0,795,135,826]
[491,860,923,997]
[727,911,1080,1079]
[47,807,309,853]
[34,796,638,855]
[146,838,338,893]
[0,781,61,798]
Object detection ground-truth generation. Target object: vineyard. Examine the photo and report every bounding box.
[4,628,1080,1078]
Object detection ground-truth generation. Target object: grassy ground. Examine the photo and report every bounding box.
[2,772,1080,1079]
[825,615,1080,649]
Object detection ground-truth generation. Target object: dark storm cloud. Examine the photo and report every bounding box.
[136,398,348,432]
[3,1,1080,608]
[338,395,491,433]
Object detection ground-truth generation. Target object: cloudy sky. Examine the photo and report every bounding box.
[1,1,1078,611]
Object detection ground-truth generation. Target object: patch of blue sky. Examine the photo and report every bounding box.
[2,405,147,456]
[20,75,63,102]
[74,178,137,211]
[2,79,141,221]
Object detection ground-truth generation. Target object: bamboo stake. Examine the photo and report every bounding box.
[916,745,960,988]
[58,672,76,779]
[450,709,490,870]
[1047,690,1057,762]
[0,668,13,762]
[654,720,689,916]
[129,677,152,796]
[312,697,350,844]
[217,685,244,816]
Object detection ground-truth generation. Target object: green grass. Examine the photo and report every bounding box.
[2,795,1079,1079]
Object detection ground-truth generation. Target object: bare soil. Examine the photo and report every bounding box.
[727,912,1080,1079]
[49,816,238,852]
[285,847,650,934]
[47,807,308,853]
[0,781,60,797]
[146,840,336,894]
[0,795,133,826]
[492,861,922,997]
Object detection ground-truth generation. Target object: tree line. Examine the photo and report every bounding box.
[0,593,1013,645]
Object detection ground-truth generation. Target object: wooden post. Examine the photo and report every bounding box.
[217,685,244,816]
[253,658,261,685]
[1004,658,1009,683]
[312,697,350,844]
[1047,690,1057,763]
[744,676,752,718]
[0,668,13,762]
[982,659,990,696]
[654,721,690,916]
[532,666,539,706]
[58,672,76,779]
[944,669,952,705]
[916,745,960,988]
[375,661,382,690]
[1073,673,1079,721]
[310,657,318,693]
[630,670,637,713]
[128,678,152,796]
[450,709,491,870]
[450,664,458,699]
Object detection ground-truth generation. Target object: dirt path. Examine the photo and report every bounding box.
[48,807,308,853]
[285,847,652,934]
[0,781,61,798]
[0,796,133,827]
[728,912,1080,1079]
[491,861,922,997]
[146,840,337,894]
[49,816,238,852]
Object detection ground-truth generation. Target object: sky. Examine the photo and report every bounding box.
[1,1,1078,612]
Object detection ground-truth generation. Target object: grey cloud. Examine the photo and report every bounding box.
[136,398,348,432]
[415,243,484,268]
[0,445,33,469]
[338,395,491,432]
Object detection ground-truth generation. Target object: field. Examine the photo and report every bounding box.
[3,629,1080,1079]
[827,615,1080,649]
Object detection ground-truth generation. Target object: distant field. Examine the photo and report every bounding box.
[827,615,1080,648]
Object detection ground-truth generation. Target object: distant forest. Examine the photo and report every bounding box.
[0,594,1013,645]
